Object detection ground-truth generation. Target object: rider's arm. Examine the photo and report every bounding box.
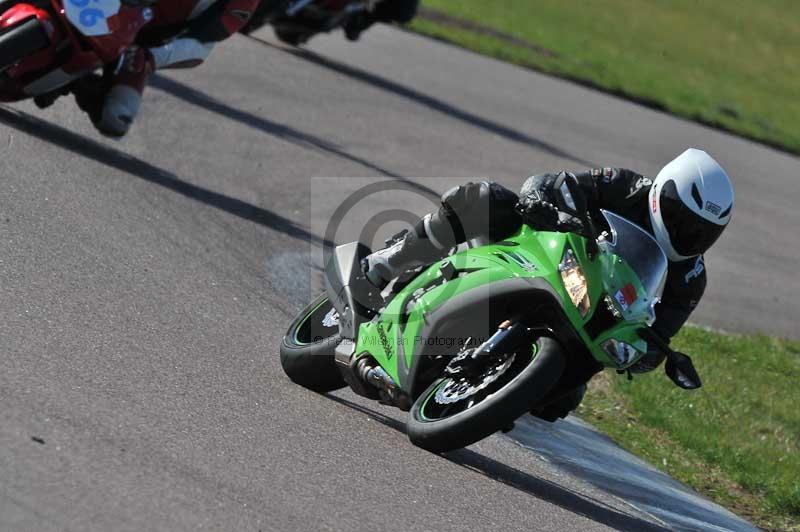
[519,167,651,223]
[652,256,707,341]
[571,167,653,212]
[631,256,706,373]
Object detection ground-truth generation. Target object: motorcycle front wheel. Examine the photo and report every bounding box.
[407,336,564,453]
[280,293,346,392]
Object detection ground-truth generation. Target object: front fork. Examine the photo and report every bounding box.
[478,320,533,357]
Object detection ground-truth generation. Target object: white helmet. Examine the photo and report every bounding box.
[649,148,734,261]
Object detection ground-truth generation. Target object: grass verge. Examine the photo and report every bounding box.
[410,1,800,155]
[576,326,800,531]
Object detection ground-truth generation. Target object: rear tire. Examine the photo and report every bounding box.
[407,337,565,453]
[280,293,346,392]
[0,17,50,72]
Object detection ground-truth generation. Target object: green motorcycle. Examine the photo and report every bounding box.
[280,177,702,453]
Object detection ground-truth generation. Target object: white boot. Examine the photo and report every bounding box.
[363,215,448,288]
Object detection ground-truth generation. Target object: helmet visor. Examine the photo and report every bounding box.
[660,180,726,257]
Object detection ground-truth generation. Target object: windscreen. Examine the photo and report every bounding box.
[597,210,668,325]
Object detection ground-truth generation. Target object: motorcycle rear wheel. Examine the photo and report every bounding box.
[0,17,50,72]
[280,293,346,392]
[407,336,564,453]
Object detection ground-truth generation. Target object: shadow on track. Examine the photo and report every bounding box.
[246,35,596,168]
[324,394,669,532]
[149,75,441,200]
[0,106,330,247]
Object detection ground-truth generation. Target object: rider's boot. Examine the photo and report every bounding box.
[96,47,154,137]
[362,215,449,289]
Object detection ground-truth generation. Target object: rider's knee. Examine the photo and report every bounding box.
[438,181,519,243]
[487,183,523,240]
[440,181,492,215]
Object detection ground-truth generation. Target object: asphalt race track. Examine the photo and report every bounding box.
[1,24,797,531]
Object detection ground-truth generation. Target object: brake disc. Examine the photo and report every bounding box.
[434,353,516,405]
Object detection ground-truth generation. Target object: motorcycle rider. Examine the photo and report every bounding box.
[362,148,735,420]
[75,0,260,137]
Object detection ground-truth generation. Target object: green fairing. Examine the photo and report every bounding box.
[354,222,657,391]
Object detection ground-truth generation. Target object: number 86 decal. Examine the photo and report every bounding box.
[64,0,121,37]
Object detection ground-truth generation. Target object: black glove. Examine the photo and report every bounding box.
[516,189,560,230]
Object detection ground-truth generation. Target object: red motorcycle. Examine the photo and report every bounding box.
[0,0,153,107]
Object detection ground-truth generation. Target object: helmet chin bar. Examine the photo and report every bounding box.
[648,186,690,262]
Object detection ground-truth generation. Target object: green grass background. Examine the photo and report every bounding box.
[411,0,800,153]
[579,328,800,531]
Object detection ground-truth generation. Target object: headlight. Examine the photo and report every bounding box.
[601,339,640,367]
[559,247,590,317]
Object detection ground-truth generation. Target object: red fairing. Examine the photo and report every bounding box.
[79,5,151,63]
[1,3,56,37]
[0,0,176,103]
[0,1,147,101]
[219,0,261,36]
[0,4,61,78]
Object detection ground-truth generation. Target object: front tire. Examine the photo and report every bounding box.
[0,17,50,72]
[407,336,565,453]
[280,293,346,392]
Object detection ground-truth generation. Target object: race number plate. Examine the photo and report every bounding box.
[64,0,121,37]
